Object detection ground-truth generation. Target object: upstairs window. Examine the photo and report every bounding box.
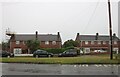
[114,41,117,44]
[103,41,106,44]
[85,41,88,45]
[23,41,25,45]
[91,41,94,45]
[52,41,56,45]
[45,41,49,45]
[98,41,101,44]
[16,41,20,45]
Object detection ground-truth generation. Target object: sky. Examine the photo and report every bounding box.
[0,0,119,43]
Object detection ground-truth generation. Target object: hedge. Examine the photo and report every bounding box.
[41,48,66,54]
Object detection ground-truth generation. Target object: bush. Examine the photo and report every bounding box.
[22,49,28,54]
[41,48,67,54]
[115,53,120,60]
[65,46,74,49]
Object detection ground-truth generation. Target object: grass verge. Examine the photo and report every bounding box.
[0,54,119,64]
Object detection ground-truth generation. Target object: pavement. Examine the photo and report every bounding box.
[1,63,120,76]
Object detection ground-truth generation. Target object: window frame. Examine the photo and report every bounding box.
[114,41,117,44]
[16,41,20,45]
[45,41,49,45]
[85,41,88,45]
[97,41,101,45]
[52,41,56,45]
[91,41,94,45]
[103,41,106,45]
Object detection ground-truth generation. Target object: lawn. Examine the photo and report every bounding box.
[0,54,120,64]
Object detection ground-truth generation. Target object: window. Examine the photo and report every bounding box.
[91,41,94,45]
[16,41,20,44]
[13,48,22,54]
[45,41,49,45]
[23,41,25,45]
[52,41,56,45]
[85,41,88,45]
[98,41,101,44]
[103,41,106,44]
[114,41,117,44]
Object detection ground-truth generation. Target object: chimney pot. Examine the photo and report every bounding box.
[77,33,79,36]
[113,33,116,37]
[96,33,99,40]
[35,31,38,40]
[58,32,60,36]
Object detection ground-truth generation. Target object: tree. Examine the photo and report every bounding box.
[2,41,9,51]
[63,39,79,48]
[26,40,40,54]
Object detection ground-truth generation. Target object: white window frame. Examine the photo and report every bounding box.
[91,41,94,45]
[85,41,88,45]
[114,41,117,44]
[52,41,56,45]
[98,41,101,45]
[16,41,20,45]
[45,41,49,45]
[23,41,25,45]
[103,41,106,44]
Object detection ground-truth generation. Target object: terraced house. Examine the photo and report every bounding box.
[75,33,120,53]
[6,31,62,54]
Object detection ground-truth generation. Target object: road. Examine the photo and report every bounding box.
[1,63,120,76]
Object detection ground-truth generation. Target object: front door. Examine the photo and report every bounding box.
[14,48,22,54]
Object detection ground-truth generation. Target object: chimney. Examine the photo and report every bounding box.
[95,33,99,40]
[76,33,80,41]
[35,31,38,40]
[113,33,116,37]
[77,33,79,36]
[57,32,60,38]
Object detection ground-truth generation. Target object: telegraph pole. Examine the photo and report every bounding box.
[108,0,113,60]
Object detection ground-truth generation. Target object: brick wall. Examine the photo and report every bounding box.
[79,41,119,50]
[10,41,62,53]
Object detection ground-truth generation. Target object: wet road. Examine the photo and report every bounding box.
[1,63,120,75]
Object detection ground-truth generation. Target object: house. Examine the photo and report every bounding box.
[6,31,62,54]
[75,33,119,53]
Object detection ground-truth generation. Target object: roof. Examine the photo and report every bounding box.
[78,35,119,41]
[14,34,61,41]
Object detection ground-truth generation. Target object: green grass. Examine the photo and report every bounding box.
[0,54,120,64]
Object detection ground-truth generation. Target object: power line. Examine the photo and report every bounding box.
[82,0,100,34]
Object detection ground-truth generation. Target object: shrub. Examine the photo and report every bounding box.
[41,48,67,54]
[22,49,28,54]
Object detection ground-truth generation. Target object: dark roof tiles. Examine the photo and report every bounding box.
[79,35,119,41]
[15,34,61,41]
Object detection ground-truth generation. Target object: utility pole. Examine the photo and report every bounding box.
[108,0,113,60]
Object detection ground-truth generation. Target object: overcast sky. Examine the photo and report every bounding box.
[0,0,119,43]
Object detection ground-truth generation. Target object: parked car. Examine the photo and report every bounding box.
[0,51,14,58]
[33,49,53,57]
[58,49,77,57]
[94,50,107,53]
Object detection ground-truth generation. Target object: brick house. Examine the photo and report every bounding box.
[75,33,119,53]
[6,31,62,54]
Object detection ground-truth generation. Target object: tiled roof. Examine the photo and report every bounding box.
[79,35,119,41]
[14,34,61,41]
